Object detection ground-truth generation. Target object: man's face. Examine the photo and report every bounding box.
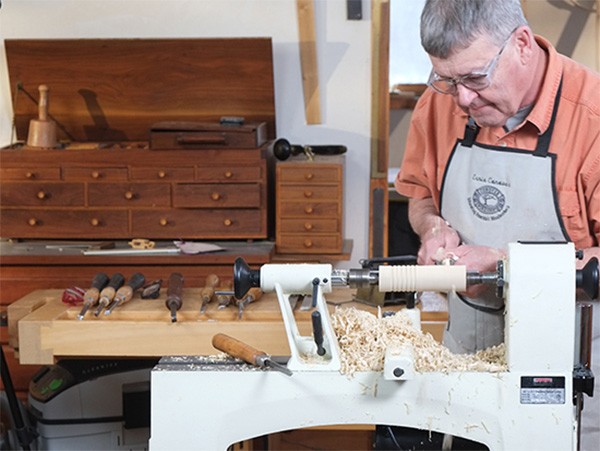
[430,34,522,128]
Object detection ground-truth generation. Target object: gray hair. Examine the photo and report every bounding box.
[421,0,529,58]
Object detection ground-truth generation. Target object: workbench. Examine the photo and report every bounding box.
[7,288,447,365]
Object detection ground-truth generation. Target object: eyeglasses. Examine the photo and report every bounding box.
[427,34,512,95]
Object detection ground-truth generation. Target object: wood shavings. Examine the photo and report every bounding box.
[331,307,507,376]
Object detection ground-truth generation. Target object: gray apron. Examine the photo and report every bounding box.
[439,81,569,354]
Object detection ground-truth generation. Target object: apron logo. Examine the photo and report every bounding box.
[468,185,510,221]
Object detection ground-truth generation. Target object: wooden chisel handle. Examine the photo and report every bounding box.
[201,274,220,302]
[83,272,109,304]
[114,272,146,304]
[212,333,264,366]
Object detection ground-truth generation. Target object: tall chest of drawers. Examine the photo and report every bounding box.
[276,155,344,254]
[0,145,270,240]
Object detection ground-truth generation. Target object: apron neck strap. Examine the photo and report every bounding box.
[462,116,480,147]
[532,77,563,157]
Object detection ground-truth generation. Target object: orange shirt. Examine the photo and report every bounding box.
[395,36,600,249]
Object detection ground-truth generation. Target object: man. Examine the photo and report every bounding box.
[395,0,600,354]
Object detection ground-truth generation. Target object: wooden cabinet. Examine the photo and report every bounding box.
[276,155,343,254]
[0,145,270,240]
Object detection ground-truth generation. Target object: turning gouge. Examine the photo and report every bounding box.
[105,272,146,315]
[78,272,109,320]
[200,274,220,313]
[166,273,184,322]
[212,333,292,376]
[93,273,125,317]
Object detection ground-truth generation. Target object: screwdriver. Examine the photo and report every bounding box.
[237,287,263,320]
[165,273,184,323]
[200,274,220,313]
[212,333,292,376]
[104,272,146,315]
[217,280,234,310]
[93,273,125,317]
[78,272,109,320]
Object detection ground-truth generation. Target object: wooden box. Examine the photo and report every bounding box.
[1,38,276,240]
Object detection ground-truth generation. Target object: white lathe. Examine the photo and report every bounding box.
[150,242,597,450]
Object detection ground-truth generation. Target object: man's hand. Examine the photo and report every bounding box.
[408,197,460,265]
[450,245,506,297]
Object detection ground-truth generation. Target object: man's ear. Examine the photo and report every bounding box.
[513,25,535,65]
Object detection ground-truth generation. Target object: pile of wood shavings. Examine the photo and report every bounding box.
[331,307,507,376]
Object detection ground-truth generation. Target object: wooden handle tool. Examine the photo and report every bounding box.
[212,333,292,376]
[93,273,125,317]
[105,272,146,315]
[217,280,233,310]
[78,272,109,319]
[238,287,263,319]
[200,274,220,313]
[166,273,184,322]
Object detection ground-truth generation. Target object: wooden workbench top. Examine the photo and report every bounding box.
[7,288,448,365]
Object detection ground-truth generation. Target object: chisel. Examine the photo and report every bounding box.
[165,273,184,322]
[237,287,263,319]
[200,274,220,313]
[104,272,146,315]
[217,280,233,310]
[212,333,292,376]
[93,273,125,317]
[78,272,109,320]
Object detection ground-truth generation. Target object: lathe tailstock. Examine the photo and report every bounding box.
[149,242,598,450]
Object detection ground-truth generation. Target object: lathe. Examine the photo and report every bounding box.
[149,242,598,450]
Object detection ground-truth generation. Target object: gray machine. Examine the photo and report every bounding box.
[25,358,156,450]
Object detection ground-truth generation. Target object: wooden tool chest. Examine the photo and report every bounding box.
[276,155,344,253]
[0,144,269,239]
[0,38,276,240]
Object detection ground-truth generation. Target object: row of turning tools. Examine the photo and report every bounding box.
[76,272,261,321]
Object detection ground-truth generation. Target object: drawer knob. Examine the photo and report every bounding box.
[28,218,38,226]
[223,219,232,227]
[124,191,134,200]
[37,190,47,199]
[304,190,313,198]
[224,171,233,179]
[158,170,166,178]
[90,218,100,226]
[304,239,313,248]
[304,173,314,180]
[304,222,313,231]
[159,218,168,226]
[304,205,314,214]
[25,172,35,179]
[211,192,221,201]
[91,171,100,179]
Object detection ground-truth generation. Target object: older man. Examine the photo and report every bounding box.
[395,0,600,354]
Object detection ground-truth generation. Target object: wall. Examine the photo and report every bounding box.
[0,0,373,268]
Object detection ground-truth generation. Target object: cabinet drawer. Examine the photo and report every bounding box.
[279,218,338,233]
[279,202,340,218]
[196,166,262,183]
[63,167,128,181]
[88,183,171,207]
[132,209,264,238]
[173,184,261,208]
[276,234,342,253]
[0,209,129,238]
[1,183,84,206]
[0,167,61,181]
[278,185,340,201]
[278,166,341,184]
[130,167,194,181]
